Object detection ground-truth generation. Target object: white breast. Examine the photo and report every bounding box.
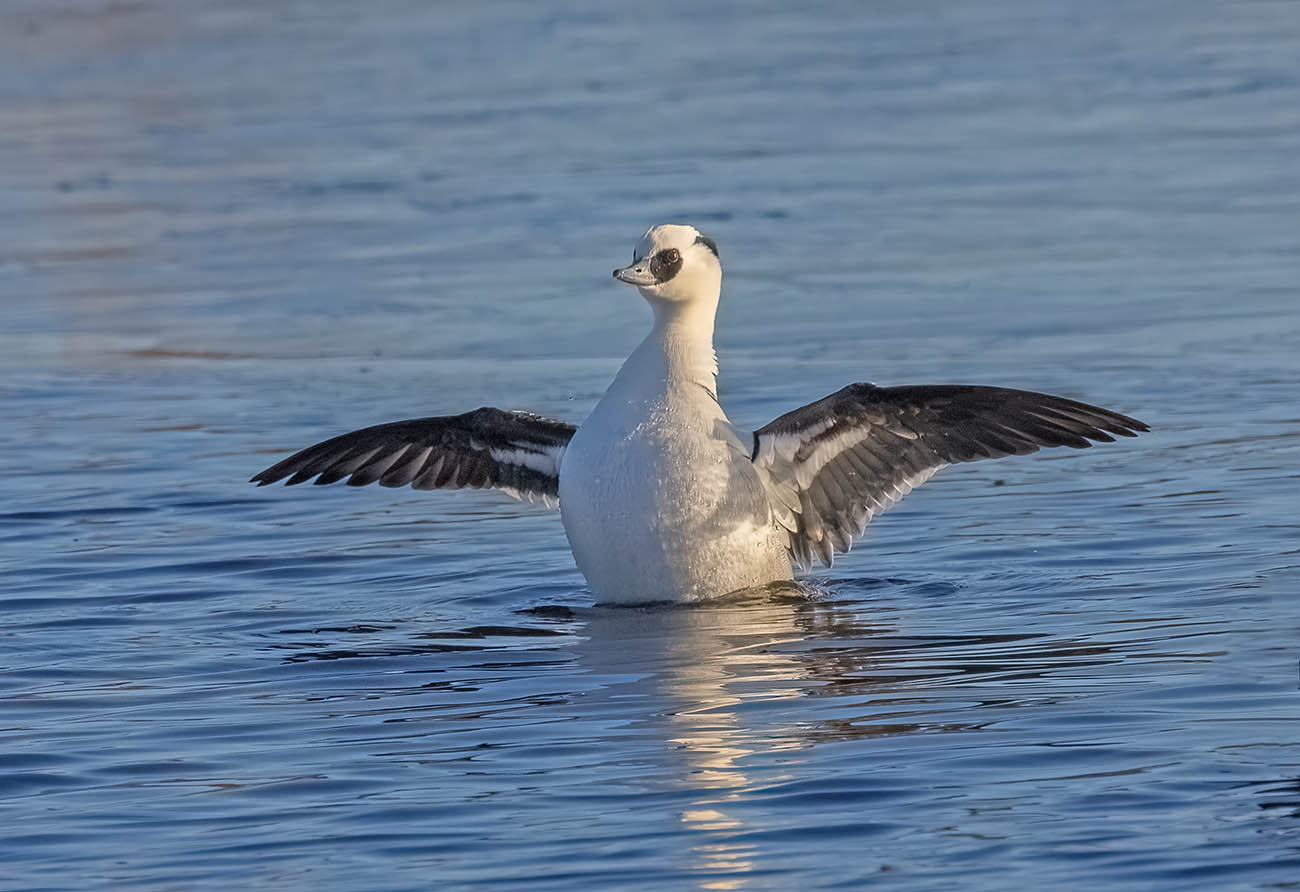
[558,340,791,604]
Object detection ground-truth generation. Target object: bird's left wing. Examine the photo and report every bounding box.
[750,383,1147,568]
[251,407,575,505]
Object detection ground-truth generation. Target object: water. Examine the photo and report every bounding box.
[2,0,1299,888]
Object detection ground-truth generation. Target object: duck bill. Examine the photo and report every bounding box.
[612,262,657,286]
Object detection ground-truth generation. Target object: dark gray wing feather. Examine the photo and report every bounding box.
[751,384,1147,568]
[251,407,575,504]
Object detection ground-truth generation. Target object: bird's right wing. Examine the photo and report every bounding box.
[251,407,575,506]
[751,383,1147,567]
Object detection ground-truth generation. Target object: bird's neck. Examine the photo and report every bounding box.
[611,300,719,405]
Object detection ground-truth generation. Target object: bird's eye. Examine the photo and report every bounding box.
[648,246,685,283]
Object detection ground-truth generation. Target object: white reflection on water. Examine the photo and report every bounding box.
[573,588,885,887]
[658,591,807,887]
[562,581,1187,887]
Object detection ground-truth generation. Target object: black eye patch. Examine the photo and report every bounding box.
[650,248,682,283]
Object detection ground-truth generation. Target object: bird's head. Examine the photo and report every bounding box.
[612,224,721,311]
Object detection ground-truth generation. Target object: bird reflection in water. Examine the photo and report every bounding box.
[274,581,1131,889]
[572,583,894,888]
[570,581,1128,889]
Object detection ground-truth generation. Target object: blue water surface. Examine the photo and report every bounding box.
[2,1,1299,889]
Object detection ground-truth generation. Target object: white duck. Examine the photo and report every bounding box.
[253,224,1146,604]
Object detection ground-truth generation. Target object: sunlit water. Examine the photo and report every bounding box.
[3,1,1299,889]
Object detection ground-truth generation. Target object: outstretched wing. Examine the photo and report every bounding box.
[751,383,1147,568]
[251,407,575,505]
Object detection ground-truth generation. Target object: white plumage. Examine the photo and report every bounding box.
[558,225,792,602]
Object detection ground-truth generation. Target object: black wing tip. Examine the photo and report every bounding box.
[250,459,317,486]
[958,384,1151,443]
[1036,393,1148,437]
[250,471,298,486]
[1080,410,1148,439]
